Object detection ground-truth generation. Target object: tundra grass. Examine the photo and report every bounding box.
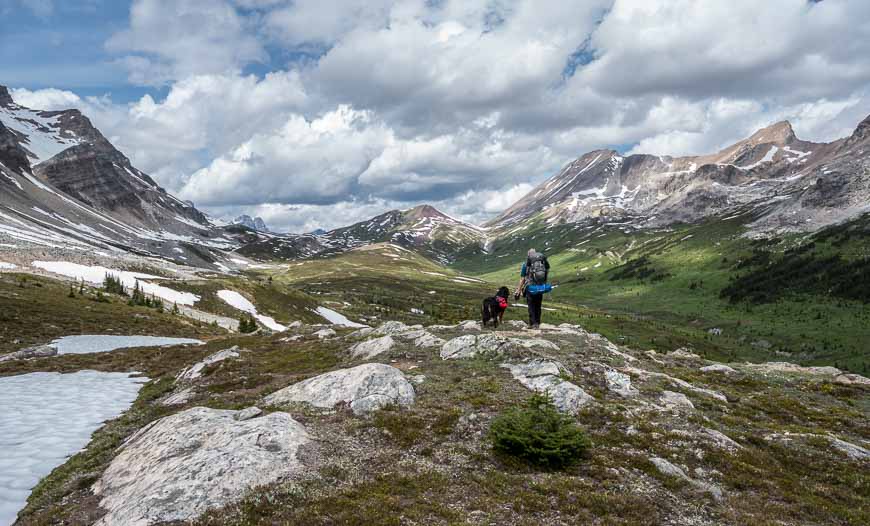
[0,273,222,358]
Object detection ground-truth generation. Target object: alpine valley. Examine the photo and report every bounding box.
[1,85,868,526]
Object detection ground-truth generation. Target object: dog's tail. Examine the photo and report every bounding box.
[481,300,493,324]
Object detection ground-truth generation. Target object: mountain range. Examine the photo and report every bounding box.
[1,83,869,267]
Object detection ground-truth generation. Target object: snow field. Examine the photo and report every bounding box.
[50,335,203,355]
[31,261,200,306]
[0,371,148,526]
[217,290,287,332]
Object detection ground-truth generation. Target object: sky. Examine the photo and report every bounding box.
[3,0,870,232]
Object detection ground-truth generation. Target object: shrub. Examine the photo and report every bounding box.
[239,313,258,333]
[489,394,590,468]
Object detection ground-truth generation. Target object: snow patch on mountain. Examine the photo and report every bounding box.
[217,290,287,332]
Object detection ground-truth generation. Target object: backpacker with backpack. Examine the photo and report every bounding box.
[528,252,548,285]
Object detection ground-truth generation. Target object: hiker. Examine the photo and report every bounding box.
[516,248,551,329]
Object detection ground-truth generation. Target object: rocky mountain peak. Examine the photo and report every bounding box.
[403,204,451,221]
[0,85,14,107]
[745,120,796,146]
[851,114,870,142]
[233,215,269,232]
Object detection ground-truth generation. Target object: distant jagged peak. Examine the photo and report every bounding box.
[233,214,269,232]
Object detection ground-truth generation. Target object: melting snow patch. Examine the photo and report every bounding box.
[0,262,16,270]
[31,261,199,306]
[0,371,147,526]
[51,335,203,355]
[315,306,367,328]
[217,290,287,332]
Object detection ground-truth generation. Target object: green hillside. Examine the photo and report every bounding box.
[452,213,870,373]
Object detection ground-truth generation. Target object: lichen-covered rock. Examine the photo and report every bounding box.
[412,332,445,348]
[160,387,195,406]
[313,328,337,339]
[502,359,593,414]
[0,344,57,362]
[669,348,700,360]
[234,406,262,421]
[440,335,480,360]
[93,407,309,526]
[700,363,737,374]
[833,373,870,386]
[649,457,723,500]
[701,427,742,450]
[349,335,395,359]
[264,363,415,414]
[458,320,481,331]
[176,347,240,381]
[660,390,694,411]
[440,334,559,360]
[605,370,638,397]
[374,321,422,336]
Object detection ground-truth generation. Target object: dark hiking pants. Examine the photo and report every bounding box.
[526,292,543,326]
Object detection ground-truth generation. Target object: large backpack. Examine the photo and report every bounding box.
[529,253,547,285]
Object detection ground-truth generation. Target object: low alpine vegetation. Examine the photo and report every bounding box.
[489,394,590,468]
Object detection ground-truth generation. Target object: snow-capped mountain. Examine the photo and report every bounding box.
[238,205,485,263]
[490,116,870,234]
[232,215,269,232]
[0,85,238,268]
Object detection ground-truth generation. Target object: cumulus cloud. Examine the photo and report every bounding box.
[12,0,870,232]
[106,0,268,85]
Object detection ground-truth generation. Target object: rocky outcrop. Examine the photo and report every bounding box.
[313,328,337,339]
[176,347,240,381]
[659,390,695,411]
[0,344,57,362]
[605,370,638,397]
[625,366,727,403]
[349,335,395,359]
[502,359,594,414]
[441,334,559,360]
[264,363,415,414]
[649,457,724,501]
[700,364,737,374]
[93,407,309,525]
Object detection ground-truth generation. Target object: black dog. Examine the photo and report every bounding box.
[482,286,510,328]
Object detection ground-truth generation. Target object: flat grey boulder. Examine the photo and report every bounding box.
[701,427,742,450]
[660,390,695,411]
[700,364,737,374]
[440,335,480,360]
[176,347,240,382]
[411,331,445,348]
[264,363,415,414]
[160,387,195,406]
[834,373,870,386]
[0,344,58,362]
[374,320,422,336]
[93,407,309,526]
[458,320,482,331]
[349,335,395,359]
[441,334,559,360]
[313,328,337,339]
[669,348,701,360]
[502,359,593,414]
